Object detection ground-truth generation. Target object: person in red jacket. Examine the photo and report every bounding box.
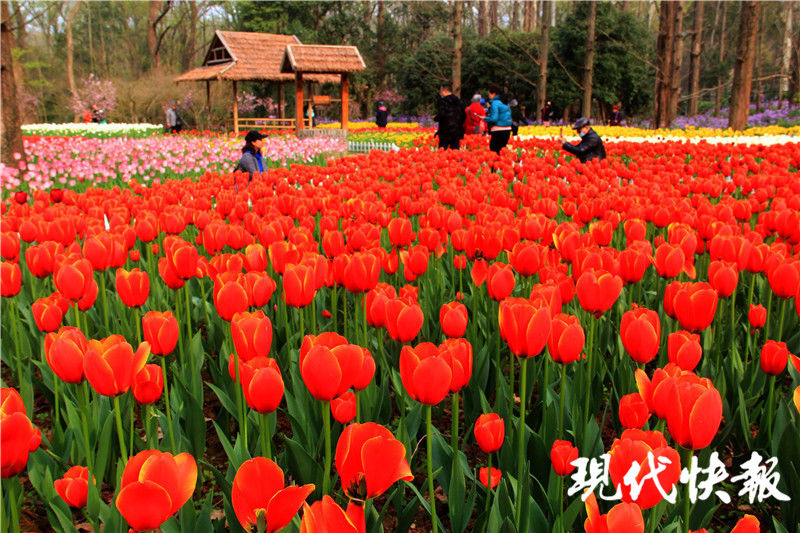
[464,94,486,135]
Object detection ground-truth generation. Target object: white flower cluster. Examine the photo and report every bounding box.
[21,123,163,139]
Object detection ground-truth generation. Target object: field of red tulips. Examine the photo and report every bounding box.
[1,133,799,533]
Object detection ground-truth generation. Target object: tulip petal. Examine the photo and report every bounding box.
[688,388,723,449]
[362,436,413,498]
[116,480,174,532]
[265,484,315,533]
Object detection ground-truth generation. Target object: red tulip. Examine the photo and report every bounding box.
[619,244,652,284]
[142,311,179,356]
[214,278,249,320]
[760,340,789,376]
[400,342,452,405]
[343,251,381,292]
[438,338,472,392]
[439,301,468,338]
[486,262,516,301]
[54,258,93,301]
[335,422,413,500]
[49,188,64,203]
[299,495,358,533]
[575,269,623,318]
[32,295,64,332]
[244,243,269,272]
[388,218,414,247]
[530,281,563,318]
[550,440,579,476]
[44,327,88,384]
[231,311,273,362]
[283,264,316,307]
[115,268,150,308]
[132,364,164,405]
[479,467,502,489]
[331,391,357,424]
[608,429,681,509]
[730,515,760,533]
[365,283,397,327]
[498,297,551,358]
[13,191,27,204]
[664,373,723,450]
[83,336,150,397]
[244,359,284,414]
[673,282,718,332]
[1,388,41,478]
[667,330,702,371]
[767,258,800,298]
[116,450,197,532]
[25,241,61,278]
[748,304,766,330]
[400,245,429,281]
[509,240,544,276]
[619,393,650,429]
[235,457,315,530]
[76,279,98,312]
[584,492,645,533]
[54,466,89,508]
[474,413,505,453]
[158,256,185,290]
[548,313,585,364]
[620,305,661,365]
[1,261,21,297]
[654,242,686,279]
[384,296,424,342]
[0,232,19,262]
[708,260,738,298]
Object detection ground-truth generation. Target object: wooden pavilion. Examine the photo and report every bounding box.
[174,30,364,134]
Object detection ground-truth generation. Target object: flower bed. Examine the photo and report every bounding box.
[1,136,798,532]
[21,123,164,139]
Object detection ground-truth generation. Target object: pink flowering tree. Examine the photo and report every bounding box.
[373,88,404,105]
[70,74,116,116]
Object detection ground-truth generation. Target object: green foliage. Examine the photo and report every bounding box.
[548,2,654,118]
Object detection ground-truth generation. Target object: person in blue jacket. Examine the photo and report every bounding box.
[235,130,265,180]
[483,84,512,153]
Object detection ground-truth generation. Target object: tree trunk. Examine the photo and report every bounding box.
[728,1,761,130]
[452,1,463,97]
[488,0,497,31]
[791,3,800,105]
[148,0,162,72]
[538,0,551,119]
[654,1,677,128]
[714,2,727,116]
[478,0,487,37]
[688,0,704,116]
[65,0,81,121]
[667,1,683,122]
[1,1,26,167]
[778,2,796,102]
[376,0,386,88]
[581,1,596,118]
[523,0,533,32]
[511,1,520,30]
[182,0,199,71]
[754,6,764,112]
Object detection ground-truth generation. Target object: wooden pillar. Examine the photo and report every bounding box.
[232,80,239,135]
[341,72,349,132]
[295,72,304,134]
[205,80,210,110]
[278,83,284,119]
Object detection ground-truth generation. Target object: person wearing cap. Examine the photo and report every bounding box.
[375,101,389,128]
[557,117,606,163]
[464,93,486,135]
[608,104,623,126]
[236,130,266,179]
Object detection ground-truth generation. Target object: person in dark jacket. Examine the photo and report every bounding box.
[541,100,555,125]
[557,117,606,163]
[434,83,466,150]
[608,104,623,126]
[236,130,266,180]
[483,84,512,154]
[375,102,389,128]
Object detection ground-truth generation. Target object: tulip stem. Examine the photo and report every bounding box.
[129,399,135,455]
[184,285,192,357]
[558,363,567,440]
[558,473,565,533]
[78,382,94,474]
[356,392,361,423]
[176,290,185,367]
[729,280,737,346]
[484,452,493,512]
[3,478,20,533]
[343,290,348,339]
[426,405,438,533]
[160,357,177,453]
[583,317,596,425]
[777,299,787,343]
[10,301,28,415]
[113,396,128,462]
[451,391,459,453]
[362,294,368,349]
[99,273,110,332]
[143,405,153,447]
[322,402,332,495]
[764,290,773,342]
[233,345,248,453]
[766,375,776,443]
[681,447,693,533]
[515,356,528,531]
[332,284,338,333]
[260,412,272,460]
[135,308,142,345]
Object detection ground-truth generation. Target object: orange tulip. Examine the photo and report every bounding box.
[132,364,164,405]
[550,440,579,476]
[498,297,551,358]
[439,301,468,338]
[115,268,150,308]
[299,495,358,533]
[83,336,150,397]
[667,330,702,371]
[142,311,179,356]
[45,326,88,384]
[730,514,760,533]
[400,342,452,405]
[584,492,645,533]
[620,305,661,365]
[384,296,424,343]
[283,263,316,308]
[0,261,21,297]
[231,310,273,362]
[479,467,502,489]
[116,450,197,532]
[231,457,314,532]
[54,466,89,508]
[32,295,64,332]
[1,388,41,478]
[474,413,505,453]
[608,429,681,509]
[548,313,585,364]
